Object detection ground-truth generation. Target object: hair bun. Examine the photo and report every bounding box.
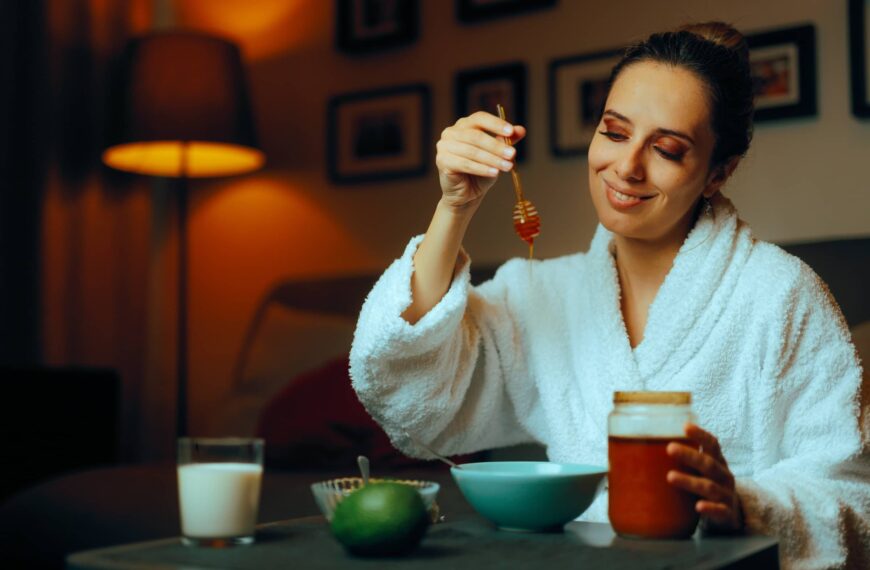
[679,21,749,64]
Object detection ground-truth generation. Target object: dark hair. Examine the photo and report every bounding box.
[607,22,754,168]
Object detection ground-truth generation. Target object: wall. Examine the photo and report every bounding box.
[173,0,870,436]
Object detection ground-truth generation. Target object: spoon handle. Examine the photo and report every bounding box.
[404,431,462,469]
[357,455,370,485]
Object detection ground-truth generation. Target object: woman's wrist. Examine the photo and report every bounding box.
[437,195,481,220]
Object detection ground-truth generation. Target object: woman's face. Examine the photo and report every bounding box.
[587,61,722,244]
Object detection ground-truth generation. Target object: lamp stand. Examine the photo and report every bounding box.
[176,142,190,437]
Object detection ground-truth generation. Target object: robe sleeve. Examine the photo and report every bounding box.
[349,236,536,459]
[736,269,870,569]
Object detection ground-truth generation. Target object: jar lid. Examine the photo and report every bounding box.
[613,391,691,404]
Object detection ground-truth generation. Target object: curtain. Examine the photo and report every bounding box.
[1,0,176,462]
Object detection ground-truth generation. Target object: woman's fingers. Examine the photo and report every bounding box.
[455,110,515,138]
[685,423,726,464]
[436,111,527,203]
[669,423,743,533]
[666,470,731,503]
[507,124,527,145]
[442,124,517,161]
[696,500,731,516]
[667,442,733,486]
[437,139,514,173]
[436,151,500,178]
[696,500,735,526]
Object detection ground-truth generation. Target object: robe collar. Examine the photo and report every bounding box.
[586,194,755,388]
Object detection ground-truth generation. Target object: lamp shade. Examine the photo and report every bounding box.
[103,31,264,177]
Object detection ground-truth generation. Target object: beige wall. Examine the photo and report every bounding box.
[174,0,870,436]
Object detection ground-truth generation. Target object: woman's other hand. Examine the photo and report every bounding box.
[436,111,526,211]
[666,423,744,533]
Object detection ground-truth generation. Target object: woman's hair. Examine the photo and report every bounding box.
[607,22,754,168]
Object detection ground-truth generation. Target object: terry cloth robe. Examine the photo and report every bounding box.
[349,194,869,570]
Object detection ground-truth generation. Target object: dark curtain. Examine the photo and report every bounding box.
[0,1,167,463]
[0,1,48,365]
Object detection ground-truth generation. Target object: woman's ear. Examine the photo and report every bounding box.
[703,156,741,198]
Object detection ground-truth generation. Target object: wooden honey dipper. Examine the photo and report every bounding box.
[497,104,540,259]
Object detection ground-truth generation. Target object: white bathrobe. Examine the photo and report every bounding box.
[349,195,869,570]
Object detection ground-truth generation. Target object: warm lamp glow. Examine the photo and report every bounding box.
[102,141,264,178]
[175,0,317,59]
[103,31,263,178]
[101,30,265,437]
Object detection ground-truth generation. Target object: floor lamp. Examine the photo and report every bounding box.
[102,31,264,437]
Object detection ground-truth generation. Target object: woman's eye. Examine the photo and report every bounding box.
[654,146,684,162]
[599,130,627,141]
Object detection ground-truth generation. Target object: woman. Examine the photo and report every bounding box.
[349,22,868,568]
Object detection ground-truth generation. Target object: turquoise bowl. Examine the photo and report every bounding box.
[451,461,607,532]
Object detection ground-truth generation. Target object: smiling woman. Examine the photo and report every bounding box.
[589,64,718,245]
[348,21,869,570]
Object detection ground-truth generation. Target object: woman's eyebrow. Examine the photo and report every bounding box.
[602,109,696,145]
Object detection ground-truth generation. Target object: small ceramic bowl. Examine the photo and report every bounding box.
[310,477,441,522]
[451,461,607,532]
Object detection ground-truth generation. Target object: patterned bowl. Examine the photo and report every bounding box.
[310,477,441,522]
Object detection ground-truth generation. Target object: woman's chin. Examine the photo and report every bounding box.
[598,214,648,241]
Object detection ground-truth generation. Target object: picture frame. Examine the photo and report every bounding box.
[746,24,817,122]
[849,0,870,117]
[455,62,528,162]
[336,0,418,54]
[457,0,556,24]
[548,49,622,157]
[327,84,430,184]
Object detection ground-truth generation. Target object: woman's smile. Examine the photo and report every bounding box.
[603,178,656,210]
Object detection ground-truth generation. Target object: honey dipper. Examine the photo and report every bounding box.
[497,104,540,259]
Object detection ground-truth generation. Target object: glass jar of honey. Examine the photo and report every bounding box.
[607,391,699,539]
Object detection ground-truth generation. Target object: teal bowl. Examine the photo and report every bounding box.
[451,461,607,532]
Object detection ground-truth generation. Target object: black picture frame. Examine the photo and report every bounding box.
[746,24,817,122]
[455,62,528,162]
[327,84,430,184]
[849,0,870,117]
[457,0,556,24]
[548,48,622,157]
[336,0,418,54]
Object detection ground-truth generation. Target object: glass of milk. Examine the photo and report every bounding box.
[177,437,264,546]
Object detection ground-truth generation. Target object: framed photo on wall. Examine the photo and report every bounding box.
[746,24,817,122]
[548,49,622,157]
[336,0,418,54]
[849,0,870,117]
[457,0,556,24]
[327,84,430,184]
[455,62,528,162]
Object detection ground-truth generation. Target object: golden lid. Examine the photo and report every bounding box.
[613,391,691,404]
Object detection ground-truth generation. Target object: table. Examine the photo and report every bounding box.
[68,515,778,569]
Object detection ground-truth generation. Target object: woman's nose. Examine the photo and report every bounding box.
[615,145,645,182]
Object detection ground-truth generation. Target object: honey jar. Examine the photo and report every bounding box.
[607,391,699,539]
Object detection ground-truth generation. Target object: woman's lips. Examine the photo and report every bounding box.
[604,181,655,210]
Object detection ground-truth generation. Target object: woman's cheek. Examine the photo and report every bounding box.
[587,135,609,172]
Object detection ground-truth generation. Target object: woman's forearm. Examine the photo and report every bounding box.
[401,198,479,324]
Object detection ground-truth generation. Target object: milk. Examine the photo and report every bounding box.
[177,462,263,538]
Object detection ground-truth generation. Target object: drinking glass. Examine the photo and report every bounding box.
[177,437,264,546]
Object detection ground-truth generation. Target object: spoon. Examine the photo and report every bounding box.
[357,455,370,486]
[404,431,462,469]
[497,104,541,260]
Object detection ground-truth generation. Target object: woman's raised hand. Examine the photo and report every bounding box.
[436,111,526,211]
[401,112,526,324]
